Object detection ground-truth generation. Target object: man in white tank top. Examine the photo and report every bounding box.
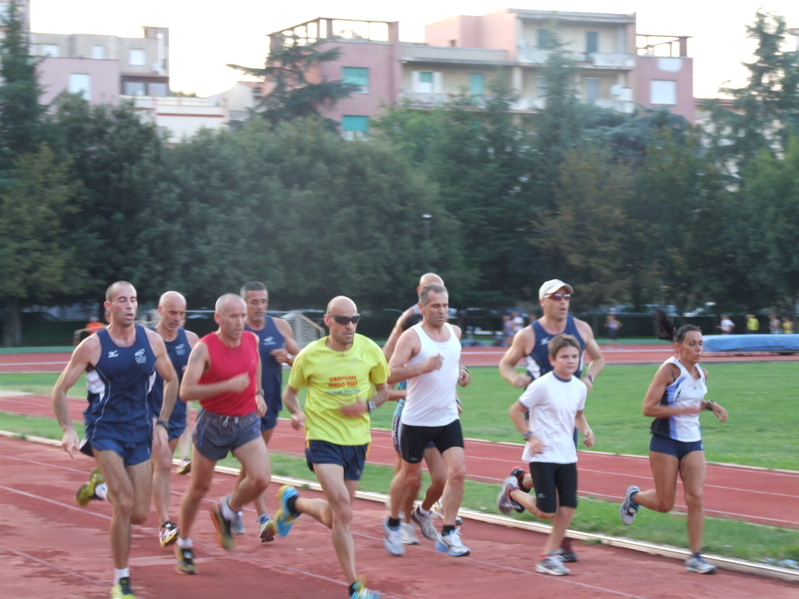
[384,284,472,558]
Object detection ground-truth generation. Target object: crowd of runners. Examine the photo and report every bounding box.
[51,274,728,599]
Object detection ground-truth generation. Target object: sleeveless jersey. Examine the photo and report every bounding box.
[650,357,706,442]
[245,316,285,409]
[148,327,190,425]
[525,316,586,380]
[84,325,156,445]
[198,331,258,416]
[401,323,460,427]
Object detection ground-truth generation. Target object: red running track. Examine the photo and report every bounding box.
[2,391,798,530]
[2,435,796,599]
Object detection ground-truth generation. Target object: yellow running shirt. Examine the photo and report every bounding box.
[289,334,389,446]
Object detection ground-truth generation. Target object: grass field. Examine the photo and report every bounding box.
[2,363,798,564]
[1,362,796,469]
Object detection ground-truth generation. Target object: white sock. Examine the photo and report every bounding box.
[95,483,108,500]
[220,497,237,521]
[176,536,192,549]
[113,568,129,585]
[418,507,430,517]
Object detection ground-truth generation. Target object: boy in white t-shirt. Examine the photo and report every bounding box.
[497,334,595,576]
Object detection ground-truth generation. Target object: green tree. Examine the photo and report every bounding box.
[0,144,86,345]
[0,2,44,177]
[228,36,357,127]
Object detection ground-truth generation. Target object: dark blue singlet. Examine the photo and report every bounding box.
[84,325,156,446]
[246,316,285,423]
[525,316,586,380]
[148,326,191,438]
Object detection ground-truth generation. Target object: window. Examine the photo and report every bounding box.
[650,80,677,105]
[417,71,433,93]
[129,49,146,66]
[92,45,105,60]
[536,76,548,98]
[342,67,369,93]
[42,44,60,57]
[537,29,550,49]
[148,82,168,97]
[584,78,599,104]
[68,74,91,101]
[469,73,484,96]
[123,81,146,96]
[586,31,598,54]
[342,115,369,140]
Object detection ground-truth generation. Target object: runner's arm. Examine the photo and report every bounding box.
[50,337,97,456]
[382,307,414,360]
[499,328,533,388]
[282,385,305,429]
[576,319,605,392]
[387,329,438,384]
[179,341,250,401]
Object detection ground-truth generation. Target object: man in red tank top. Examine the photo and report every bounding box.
[172,294,270,575]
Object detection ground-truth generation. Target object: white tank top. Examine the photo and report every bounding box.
[651,356,707,442]
[401,323,460,427]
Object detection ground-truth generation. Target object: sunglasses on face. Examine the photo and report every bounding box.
[547,293,572,300]
[329,314,360,325]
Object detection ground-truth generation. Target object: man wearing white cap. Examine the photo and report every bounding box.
[498,279,604,562]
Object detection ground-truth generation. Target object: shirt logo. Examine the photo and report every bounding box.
[263,336,274,344]
[107,350,118,358]
[175,343,186,355]
[539,337,551,345]
[134,348,147,364]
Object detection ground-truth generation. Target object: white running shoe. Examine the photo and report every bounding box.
[401,522,420,545]
[620,485,640,526]
[435,529,470,557]
[411,506,438,541]
[230,507,245,535]
[431,500,463,526]
[382,518,404,556]
[685,555,717,574]
[497,476,521,515]
[536,554,571,576]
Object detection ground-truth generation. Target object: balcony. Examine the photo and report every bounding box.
[517,46,634,69]
[401,45,509,65]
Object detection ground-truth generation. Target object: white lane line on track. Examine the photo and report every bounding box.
[0,542,106,587]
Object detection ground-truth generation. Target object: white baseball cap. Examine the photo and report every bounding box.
[539,279,574,300]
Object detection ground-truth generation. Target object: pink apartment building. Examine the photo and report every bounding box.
[267,9,694,138]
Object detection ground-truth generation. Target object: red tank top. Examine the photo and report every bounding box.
[198,331,258,416]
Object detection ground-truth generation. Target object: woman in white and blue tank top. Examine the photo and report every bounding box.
[619,308,728,575]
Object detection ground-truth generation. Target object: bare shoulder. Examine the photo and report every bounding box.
[573,317,596,339]
[185,329,200,347]
[145,327,167,352]
[274,317,295,337]
[73,333,102,366]
[451,324,462,339]
[701,367,709,380]
[395,306,417,328]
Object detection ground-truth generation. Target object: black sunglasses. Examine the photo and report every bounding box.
[546,293,572,300]
[329,314,360,325]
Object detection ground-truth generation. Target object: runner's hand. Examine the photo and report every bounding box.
[582,429,596,447]
[424,354,444,372]
[270,348,288,364]
[226,373,250,393]
[256,394,267,417]
[62,428,79,458]
[339,399,367,417]
[290,411,305,430]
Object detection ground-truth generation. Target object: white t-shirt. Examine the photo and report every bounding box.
[518,371,586,464]
[720,318,734,333]
[401,323,461,427]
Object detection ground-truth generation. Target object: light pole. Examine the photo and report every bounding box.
[422,213,432,242]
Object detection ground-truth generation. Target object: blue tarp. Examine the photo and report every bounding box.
[703,334,799,353]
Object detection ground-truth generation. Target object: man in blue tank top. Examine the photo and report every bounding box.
[51,281,178,599]
[150,291,199,548]
[235,281,300,542]
[498,279,605,562]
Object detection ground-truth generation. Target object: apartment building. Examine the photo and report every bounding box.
[267,9,694,138]
[0,0,29,38]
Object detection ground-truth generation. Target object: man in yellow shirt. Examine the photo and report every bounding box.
[746,314,759,334]
[277,296,389,599]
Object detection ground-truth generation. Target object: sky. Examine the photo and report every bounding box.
[29,1,799,98]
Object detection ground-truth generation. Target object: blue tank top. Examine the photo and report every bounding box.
[148,327,190,427]
[246,316,285,409]
[85,325,156,444]
[525,316,586,379]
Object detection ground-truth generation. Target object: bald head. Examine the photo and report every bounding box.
[418,273,444,288]
[106,280,135,303]
[326,295,357,315]
[215,293,246,316]
[159,291,186,310]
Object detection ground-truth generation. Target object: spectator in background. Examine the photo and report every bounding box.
[604,314,623,348]
[511,311,525,334]
[502,315,514,347]
[782,316,795,334]
[746,314,759,334]
[717,315,734,335]
[769,314,781,334]
[85,316,104,334]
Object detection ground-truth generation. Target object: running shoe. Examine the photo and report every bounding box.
[685,555,717,574]
[159,521,178,547]
[431,500,463,526]
[497,476,523,515]
[435,529,470,557]
[210,497,235,551]
[258,513,276,543]
[176,460,191,475]
[536,554,571,576]
[274,485,300,537]
[110,576,136,598]
[350,577,381,599]
[231,509,245,535]
[383,518,404,556]
[510,467,531,493]
[557,537,578,563]
[174,545,197,575]
[400,522,420,545]
[76,468,105,506]
[411,505,438,541]
[620,485,640,526]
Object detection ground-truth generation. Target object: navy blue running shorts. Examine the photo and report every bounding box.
[650,434,703,461]
[81,437,152,467]
[305,440,368,481]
